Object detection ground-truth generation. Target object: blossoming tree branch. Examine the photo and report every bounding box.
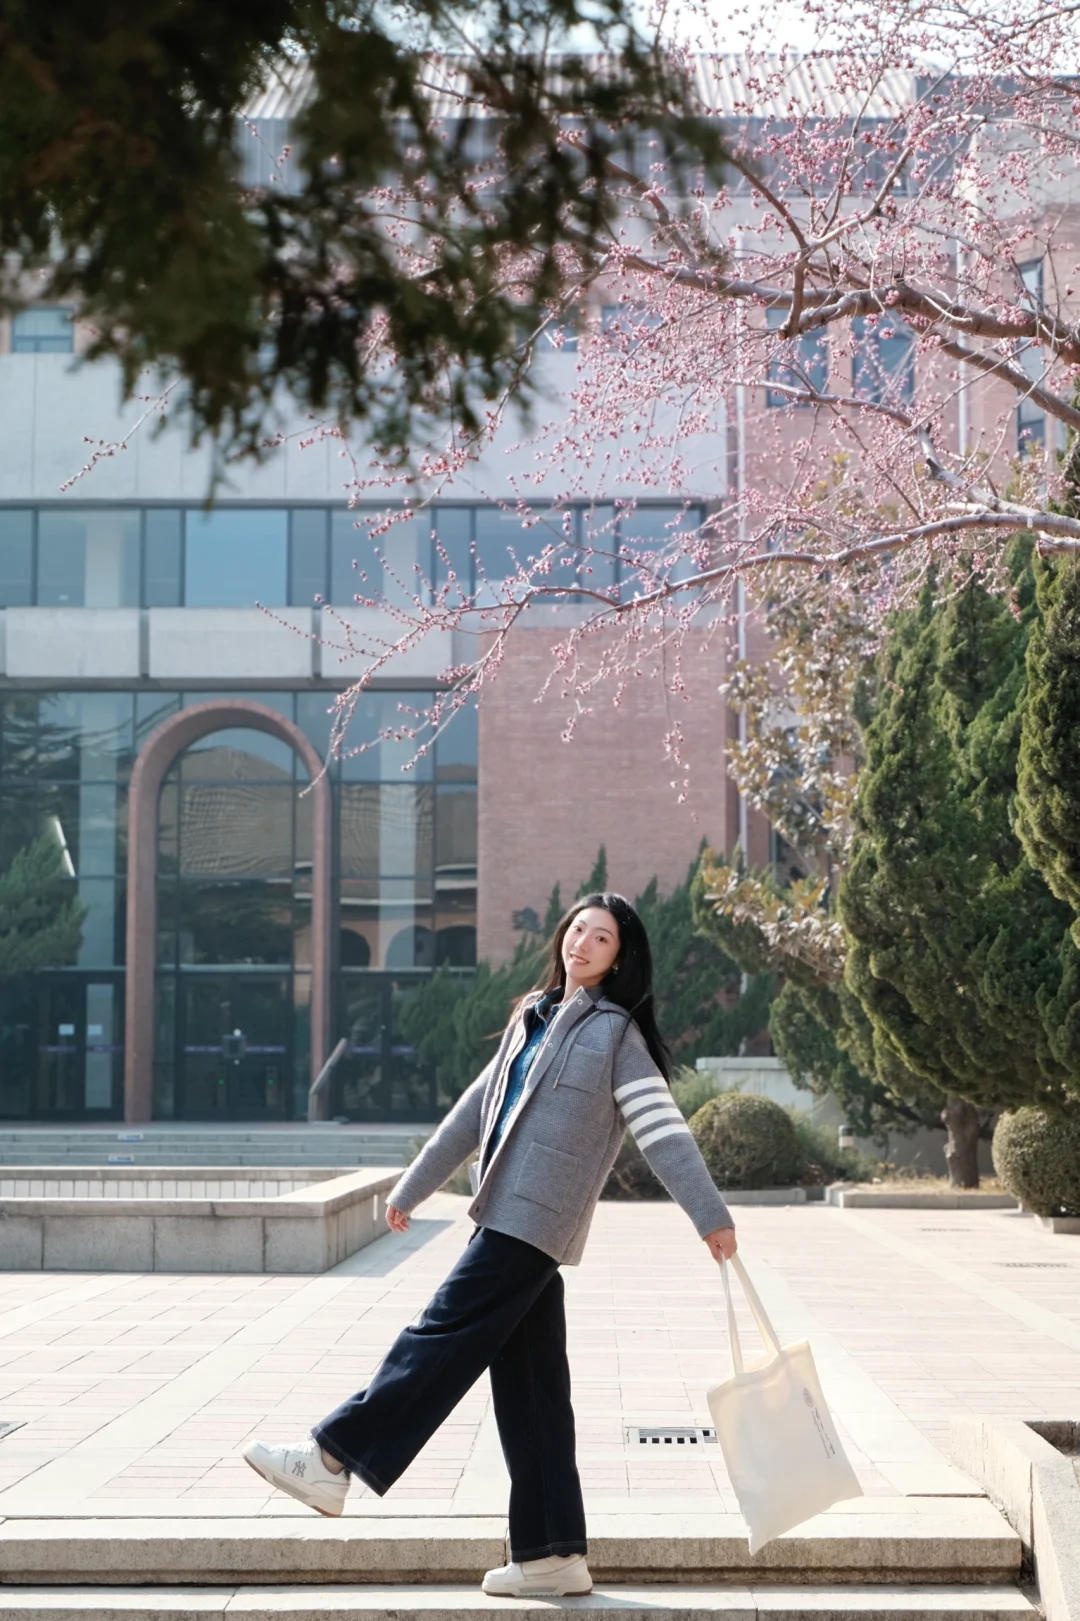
[308,0,1080,760]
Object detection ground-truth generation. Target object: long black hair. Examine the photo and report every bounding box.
[536,891,672,1082]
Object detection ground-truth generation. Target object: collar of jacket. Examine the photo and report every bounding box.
[479,984,612,1179]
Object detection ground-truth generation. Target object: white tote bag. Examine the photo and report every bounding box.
[707,1255,862,1553]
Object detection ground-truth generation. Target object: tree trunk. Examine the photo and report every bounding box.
[941,1095,980,1188]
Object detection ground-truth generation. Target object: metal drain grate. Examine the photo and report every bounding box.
[996,1262,1069,1269]
[919,1227,973,1233]
[626,1426,717,1446]
[0,1422,25,1442]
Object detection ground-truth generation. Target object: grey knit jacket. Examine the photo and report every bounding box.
[388,984,732,1265]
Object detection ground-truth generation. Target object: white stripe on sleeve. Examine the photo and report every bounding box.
[636,1119,693,1152]
[613,1075,668,1105]
[620,1088,672,1121]
[626,1103,684,1137]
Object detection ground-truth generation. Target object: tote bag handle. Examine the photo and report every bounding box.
[720,1254,783,1375]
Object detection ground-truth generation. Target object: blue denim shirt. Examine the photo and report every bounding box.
[487,989,561,1155]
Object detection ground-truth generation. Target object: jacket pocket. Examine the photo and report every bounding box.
[553,1018,613,1093]
[514,1142,581,1212]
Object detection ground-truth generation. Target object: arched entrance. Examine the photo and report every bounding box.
[124,701,331,1123]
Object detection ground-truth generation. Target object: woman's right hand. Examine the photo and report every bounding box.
[386,1204,410,1233]
[703,1226,737,1264]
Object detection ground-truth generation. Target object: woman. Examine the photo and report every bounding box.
[244,892,737,1596]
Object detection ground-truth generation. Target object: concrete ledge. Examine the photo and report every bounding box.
[828,1190,1017,1210]
[148,609,315,680]
[0,1168,400,1273]
[0,1503,1021,1587]
[721,1189,809,1206]
[4,609,140,679]
[1036,1216,1080,1235]
[0,1584,1039,1621]
[950,1416,1080,1621]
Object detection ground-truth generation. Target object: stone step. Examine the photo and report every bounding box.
[0,1505,1022,1588]
[0,1129,423,1169]
[0,1585,1039,1621]
[0,1151,407,1167]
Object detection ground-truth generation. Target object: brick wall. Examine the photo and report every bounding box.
[477,622,757,964]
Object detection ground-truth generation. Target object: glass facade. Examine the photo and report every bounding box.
[11,308,74,354]
[0,502,703,610]
[1017,261,1046,453]
[0,688,477,1123]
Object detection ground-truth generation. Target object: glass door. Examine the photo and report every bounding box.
[177,973,291,1120]
[34,977,123,1118]
[334,975,437,1121]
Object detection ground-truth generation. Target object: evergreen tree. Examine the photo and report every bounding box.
[639,857,774,1068]
[693,855,940,1137]
[1017,556,1080,929]
[0,834,86,979]
[841,550,1074,1182]
[576,846,609,897]
[768,980,940,1137]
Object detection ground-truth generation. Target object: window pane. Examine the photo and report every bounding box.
[38,693,134,782]
[296,691,335,763]
[180,702,297,777]
[765,306,827,406]
[580,506,618,591]
[184,509,288,607]
[177,881,293,965]
[475,508,528,602]
[290,509,328,605]
[434,922,476,966]
[0,784,42,869]
[544,506,615,595]
[338,691,434,781]
[435,700,478,782]
[0,510,33,606]
[38,782,126,875]
[435,784,477,874]
[330,511,375,605]
[12,307,74,354]
[330,511,430,608]
[853,316,914,405]
[339,877,434,970]
[38,510,140,607]
[340,784,434,878]
[433,507,472,596]
[145,509,182,607]
[1,694,38,777]
[179,781,295,877]
[67,877,124,967]
[135,691,181,751]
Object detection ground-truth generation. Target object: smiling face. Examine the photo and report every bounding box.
[561,906,621,989]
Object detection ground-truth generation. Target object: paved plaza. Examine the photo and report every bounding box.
[0,1195,1077,1521]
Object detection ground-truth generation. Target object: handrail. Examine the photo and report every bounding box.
[308,1036,348,1123]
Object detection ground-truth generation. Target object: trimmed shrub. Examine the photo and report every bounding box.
[993,1106,1080,1216]
[689,1092,801,1190]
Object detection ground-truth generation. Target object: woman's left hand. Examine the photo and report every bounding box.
[703,1226,737,1264]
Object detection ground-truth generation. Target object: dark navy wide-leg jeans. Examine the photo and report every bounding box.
[313,1226,588,1561]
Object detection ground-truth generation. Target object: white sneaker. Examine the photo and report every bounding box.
[242,1437,350,1517]
[482,1553,593,1596]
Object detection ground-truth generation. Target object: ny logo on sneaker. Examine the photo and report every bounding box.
[291,1460,307,1477]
